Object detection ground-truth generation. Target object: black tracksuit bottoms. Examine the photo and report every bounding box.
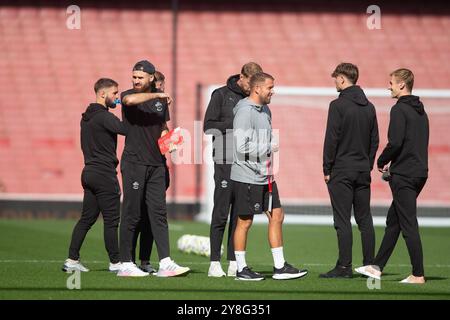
[120,160,170,262]
[327,171,375,267]
[374,174,427,277]
[68,169,121,263]
[131,166,169,263]
[209,163,237,262]
[131,210,153,263]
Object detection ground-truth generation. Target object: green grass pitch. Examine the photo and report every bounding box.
[0,219,449,300]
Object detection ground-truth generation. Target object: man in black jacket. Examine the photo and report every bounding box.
[321,63,379,278]
[118,60,189,277]
[63,78,125,273]
[355,69,429,284]
[204,62,262,277]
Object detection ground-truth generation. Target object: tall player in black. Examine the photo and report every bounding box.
[117,60,189,277]
[131,70,169,275]
[321,63,379,279]
[63,78,125,273]
[203,62,262,277]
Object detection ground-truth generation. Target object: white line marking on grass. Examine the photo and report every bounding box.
[251,215,450,227]
[1,260,450,268]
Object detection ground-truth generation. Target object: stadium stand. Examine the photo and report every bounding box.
[0,1,449,218]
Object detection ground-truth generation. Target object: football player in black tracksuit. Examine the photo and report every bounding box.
[131,70,169,275]
[203,62,262,277]
[63,78,125,274]
[117,60,189,277]
[355,69,429,284]
[321,63,379,279]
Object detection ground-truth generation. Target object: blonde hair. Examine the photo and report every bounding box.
[249,72,274,90]
[391,68,414,92]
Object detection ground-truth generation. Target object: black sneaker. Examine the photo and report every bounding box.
[319,265,353,279]
[235,267,265,281]
[273,262,308,280]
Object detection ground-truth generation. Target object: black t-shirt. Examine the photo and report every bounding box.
[121,89,170,166]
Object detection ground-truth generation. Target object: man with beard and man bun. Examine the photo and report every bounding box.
[117,60,189,277]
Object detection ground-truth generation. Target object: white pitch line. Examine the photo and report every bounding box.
[1,260,450,268]
[249,214,450,227]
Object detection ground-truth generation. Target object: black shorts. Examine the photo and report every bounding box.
[232,181,281,216]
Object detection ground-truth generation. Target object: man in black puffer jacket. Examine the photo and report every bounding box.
[203,62,262,277]
[321,63,379,279]
[355,69,429,284]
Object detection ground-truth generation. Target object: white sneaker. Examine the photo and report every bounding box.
[157,260,190,277]
[140,263,157,275]
[109,262,122,272]
[354,265,381,280]
[400,275,426,284]
[208,261,226,277]
[117,262,149,277]
[62,259,89,273]
[227,260,237,277]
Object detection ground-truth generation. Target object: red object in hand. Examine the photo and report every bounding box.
[158,127,183,154]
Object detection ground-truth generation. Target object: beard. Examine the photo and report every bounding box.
[134,81,151,93]
[105,97,116,109]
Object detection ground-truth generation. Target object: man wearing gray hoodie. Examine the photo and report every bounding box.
[231,72,308,281]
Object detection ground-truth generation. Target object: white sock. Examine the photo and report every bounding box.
[160,257,172,268]
[235,251,247,272]
[271,247,285,269]
[210,261,221,267]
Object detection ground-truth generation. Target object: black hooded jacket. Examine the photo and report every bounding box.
[378,95,429,177]
[203,74,246,163]
[80,103,126,174]
[323,85,379,175]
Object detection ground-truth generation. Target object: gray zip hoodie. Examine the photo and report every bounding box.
[230,97,272,185]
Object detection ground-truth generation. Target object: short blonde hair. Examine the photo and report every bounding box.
[391,68,414,91]
[250,72,274,90]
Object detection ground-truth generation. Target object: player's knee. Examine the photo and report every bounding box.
[271,208,284,224]
[237,216,253,230]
